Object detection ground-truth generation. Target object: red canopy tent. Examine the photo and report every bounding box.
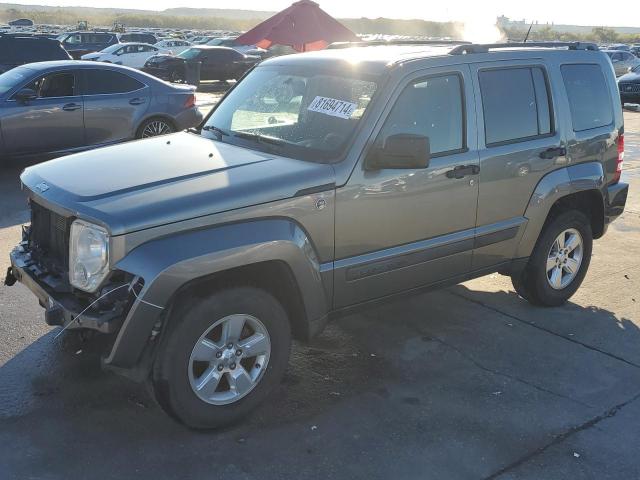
[234,0,358,52]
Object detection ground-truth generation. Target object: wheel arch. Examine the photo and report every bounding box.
[515,161,607,258]
[104,219,330,370]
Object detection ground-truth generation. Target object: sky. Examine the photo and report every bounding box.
[7,0,634,28]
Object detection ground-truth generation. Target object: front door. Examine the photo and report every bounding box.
[333,66,479,308]
[2,70,84,156]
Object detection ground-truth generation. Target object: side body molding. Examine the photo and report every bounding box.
[105,219,328,368]
[515,161,605,258]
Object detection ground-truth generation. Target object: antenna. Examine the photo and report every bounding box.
[523,22,534,43]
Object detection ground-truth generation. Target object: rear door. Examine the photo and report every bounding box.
[80,68,150,144]
[2,70,84,155]
[469,61,562,270]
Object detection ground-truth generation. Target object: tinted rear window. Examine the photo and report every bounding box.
[479,67,553,146]
[82,69,145,94]
[561,64,613,132]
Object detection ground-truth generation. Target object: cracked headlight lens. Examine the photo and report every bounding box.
[69,220,109,292]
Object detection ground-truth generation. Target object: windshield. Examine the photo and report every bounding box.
[202,66,378,162]
[178,48,202,60]
[0,67,33,96]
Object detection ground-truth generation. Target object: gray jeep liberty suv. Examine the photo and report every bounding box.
[6,42,629,428]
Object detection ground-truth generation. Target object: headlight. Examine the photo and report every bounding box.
[69,220,109,292]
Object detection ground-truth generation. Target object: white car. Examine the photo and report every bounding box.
[81,43,171,69]
[155,39,192,55]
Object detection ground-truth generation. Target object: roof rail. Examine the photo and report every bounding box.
[449,42,599,55]
[328,39,471,49]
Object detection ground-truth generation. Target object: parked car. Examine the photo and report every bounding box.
[81,43,171,69]
[155,39,192,55]
[618,64,640,103]
[603,50,640,76]
[204,36,267,56]
[6,42,628,429]
[608,43,631,51]
[0,61,202,160]
[118,32,157,45]
[56,31,119,59]
[0,35,71,73]
[143,46,260,82]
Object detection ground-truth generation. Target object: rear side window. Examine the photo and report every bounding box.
[561,64,613,132]
[82,70,144,95]
[479,67,553,146]
[376,74,465,156]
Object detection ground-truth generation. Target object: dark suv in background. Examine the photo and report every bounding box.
[143,46,260,82]
[0,35,72,73]
[119,32,158,45]
[56,31,119,59]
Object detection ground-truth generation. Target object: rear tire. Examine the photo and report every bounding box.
[511,210,592,306]
[151,287,292,429]
[136,117,175,139]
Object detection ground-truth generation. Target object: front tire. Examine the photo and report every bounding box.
[151,287,292,429]
[511,210,593,306]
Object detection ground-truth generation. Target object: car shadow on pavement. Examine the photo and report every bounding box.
[1,285,638,431]
[2,285,640,478]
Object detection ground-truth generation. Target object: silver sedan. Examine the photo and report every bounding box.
[0,61,203,161]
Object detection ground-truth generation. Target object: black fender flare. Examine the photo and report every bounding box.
[515,161,606,258]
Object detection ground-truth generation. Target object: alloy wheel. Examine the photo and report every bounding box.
[188,314,271,405]
[546,228,584,290]
[141,120,173,138]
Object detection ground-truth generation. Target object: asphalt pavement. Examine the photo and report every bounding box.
[0,110,639,480]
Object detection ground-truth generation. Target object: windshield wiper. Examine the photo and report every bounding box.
[233,131,285,147]
[202,125,230,140]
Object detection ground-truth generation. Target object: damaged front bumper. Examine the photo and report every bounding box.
[6,245,127,334]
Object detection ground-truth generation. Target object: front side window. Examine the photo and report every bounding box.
[374,74,464,156]
[561,64,613,132]
[82,70,144,95]
[479,67,553,146]
[204,66,378,162]
[22,72,75,98]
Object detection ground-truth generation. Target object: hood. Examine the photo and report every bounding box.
[618,71,640,83]
[21,132,335,236]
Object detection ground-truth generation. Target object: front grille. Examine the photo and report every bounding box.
[619,82,640,94]
[29,201,70,273]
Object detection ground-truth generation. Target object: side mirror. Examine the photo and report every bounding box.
[366,134,430,170]
[14,88,37,103]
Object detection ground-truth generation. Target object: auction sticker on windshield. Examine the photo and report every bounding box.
[308,96,357,119]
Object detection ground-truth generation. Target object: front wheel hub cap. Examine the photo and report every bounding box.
[188,314,271,405]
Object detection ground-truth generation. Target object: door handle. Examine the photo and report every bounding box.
[129,98,146,105]
[446,164,480,179]
[62,103,81,111]
[539,147,566,159]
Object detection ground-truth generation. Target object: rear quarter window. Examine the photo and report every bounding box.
[561,64,613,132]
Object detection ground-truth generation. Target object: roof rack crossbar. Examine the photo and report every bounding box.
[449,42,599,55]
[328,40,471,49]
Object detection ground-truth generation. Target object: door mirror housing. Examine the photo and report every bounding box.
[14,88,37,103]
[366,134,431,170]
